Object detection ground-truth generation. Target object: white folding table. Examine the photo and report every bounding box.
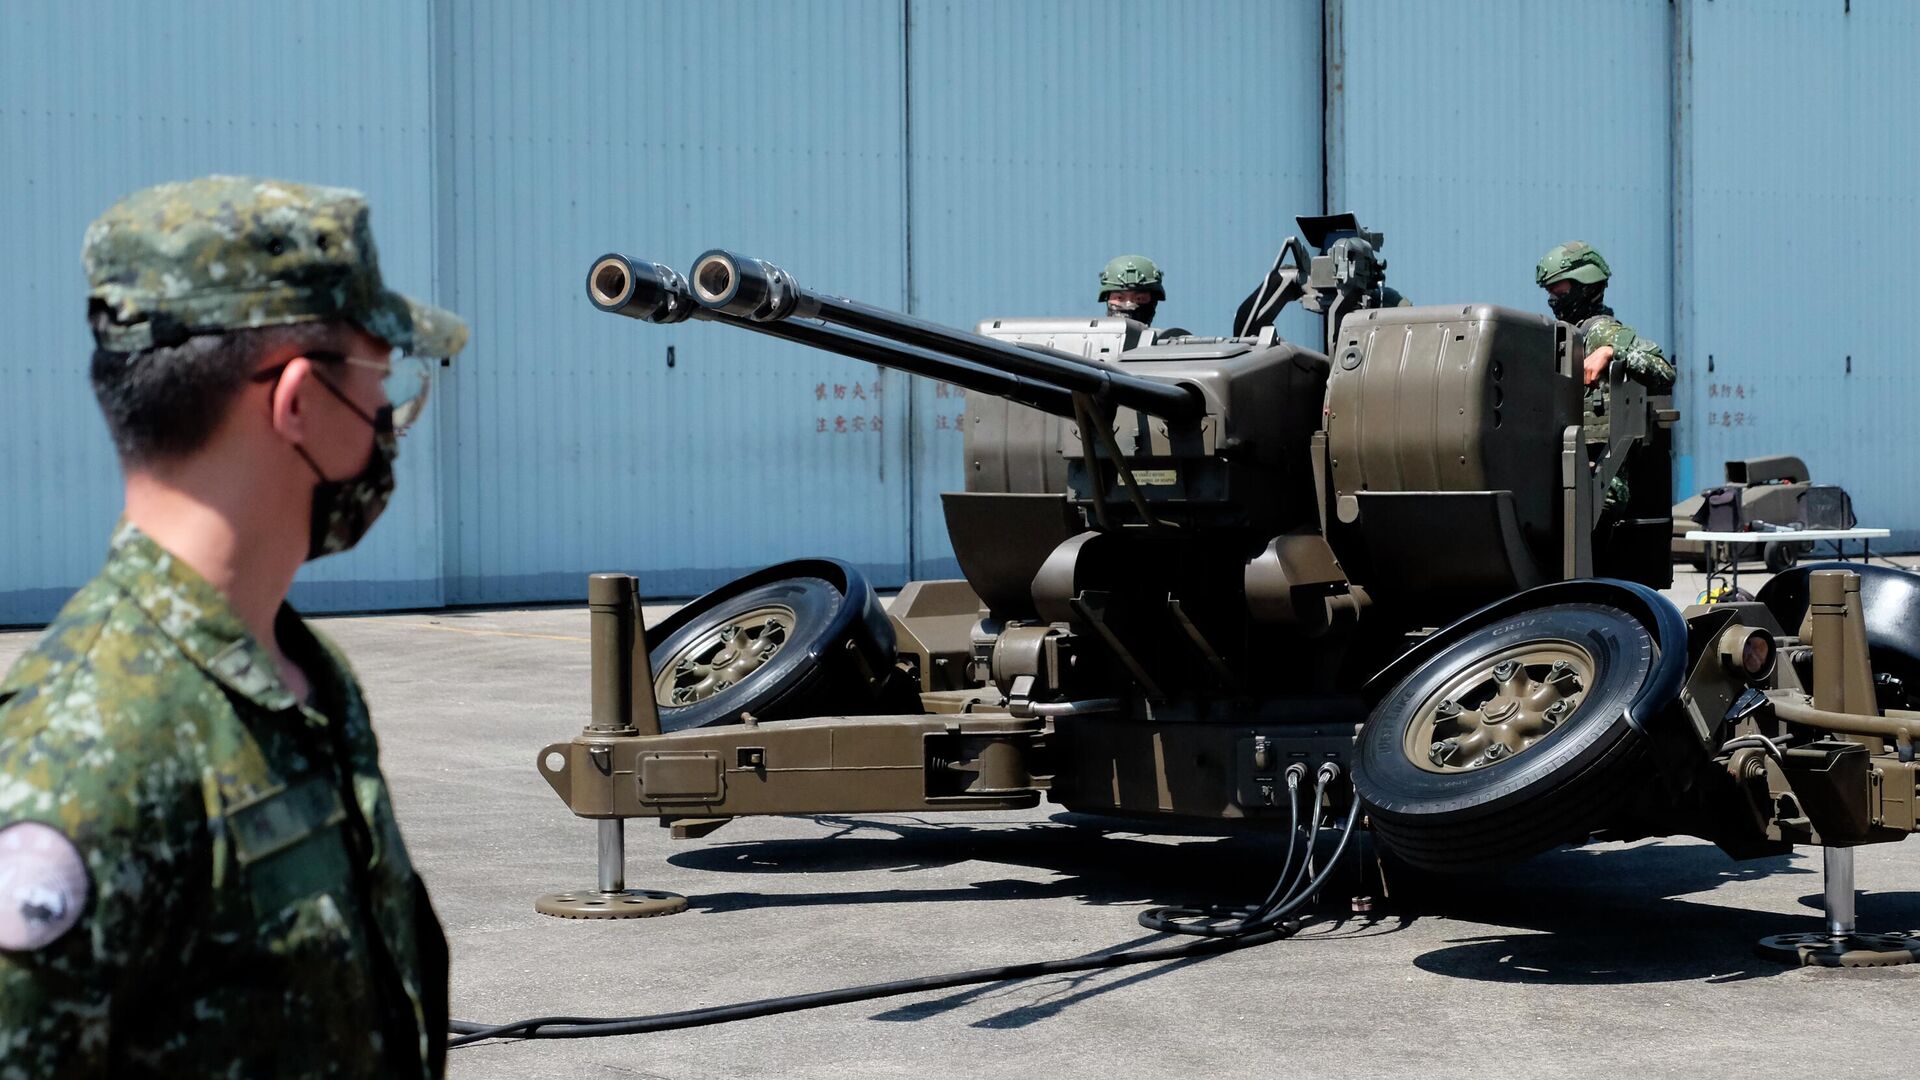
[1683,527,1890,596]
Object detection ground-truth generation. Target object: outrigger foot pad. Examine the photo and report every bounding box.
[1756,931,1920,968]
[535,888,689,919]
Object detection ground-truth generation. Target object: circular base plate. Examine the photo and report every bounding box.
[535,888,688,919]
[1756,931,1920,967]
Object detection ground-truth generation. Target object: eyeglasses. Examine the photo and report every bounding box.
[252,349,433,431]
[339,351,433,430]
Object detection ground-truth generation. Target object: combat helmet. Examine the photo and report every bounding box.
[1535,241,1611,288]
[1098,255,1166,300]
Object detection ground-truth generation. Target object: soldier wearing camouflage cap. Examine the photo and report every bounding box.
[1536,241,1676,512]
[0,176,467,1076]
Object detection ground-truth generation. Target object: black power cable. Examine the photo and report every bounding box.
[449,767,1364,1048]
[1138,763,1360,937]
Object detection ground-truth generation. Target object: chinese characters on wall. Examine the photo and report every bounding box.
[812,380,967,435]
[1703,382,1759,428]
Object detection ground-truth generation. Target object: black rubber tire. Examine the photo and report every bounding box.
[1352,603,1657,873]
[1758,563,1920,711]
[1763,541,1797,575]
[648,569,892,732]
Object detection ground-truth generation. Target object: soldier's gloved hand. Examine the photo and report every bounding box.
[1583,345,1615,386]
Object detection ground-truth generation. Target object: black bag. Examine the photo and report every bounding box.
[1693,486,1742,533]
[1797,485,1856,530]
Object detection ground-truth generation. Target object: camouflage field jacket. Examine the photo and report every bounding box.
[1580,312,1676,418]
[0,524,447,1077]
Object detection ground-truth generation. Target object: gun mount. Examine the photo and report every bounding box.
[543,230,1920,963]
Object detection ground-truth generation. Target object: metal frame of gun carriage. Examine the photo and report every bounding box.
[535,218,1920,966]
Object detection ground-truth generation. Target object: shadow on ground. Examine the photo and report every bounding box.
[666,813,1907,989]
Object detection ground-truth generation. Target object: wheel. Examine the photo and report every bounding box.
[1763,541,1797,575]
[647,560,902,732]
[1759,563,1920,712]
[1352,603,1657,873]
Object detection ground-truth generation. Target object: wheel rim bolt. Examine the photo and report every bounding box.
[1493,661,1520,683]
[1436,699,1462,719]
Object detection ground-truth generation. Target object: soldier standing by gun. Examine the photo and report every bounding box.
[1536,241,1675,510]
[0,177,466,1076]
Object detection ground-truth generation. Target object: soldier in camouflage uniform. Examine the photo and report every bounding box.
[1536,241,1675,511]
[0,177,468,1076]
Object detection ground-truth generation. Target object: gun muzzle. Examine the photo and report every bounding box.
[691,249,801,322]
[587,254,699,324]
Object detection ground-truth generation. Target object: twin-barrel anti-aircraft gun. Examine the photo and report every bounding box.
[537,216,1920,964]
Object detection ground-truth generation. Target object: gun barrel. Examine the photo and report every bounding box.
[689,250,1205,424]
[587,254,1077,416]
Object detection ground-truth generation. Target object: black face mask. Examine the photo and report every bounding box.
[293,373,399,561]
[1107,298,1158,326]
[1547,282,1609,324]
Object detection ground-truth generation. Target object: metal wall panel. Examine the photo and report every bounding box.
[1329,1,1673,367]
[0,0,443,624]
[1677,0,1920,547]
[904,0,1326,576]
[7,2,1920,627]
[437,0,911,604]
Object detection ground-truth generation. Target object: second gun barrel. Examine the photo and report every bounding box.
[687,249,1205,424]
[588,254,1077,416]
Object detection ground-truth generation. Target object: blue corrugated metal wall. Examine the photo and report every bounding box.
[904,0,1325,576]
[1330,0,1673,348]
[1676,0,1920,549]
[435,0,912,604]
[0,0,445,624]
[4,1,1918,623]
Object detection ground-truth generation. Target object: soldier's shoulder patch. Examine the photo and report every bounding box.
[0,821,91,951]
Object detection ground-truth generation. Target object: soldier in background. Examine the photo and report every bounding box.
[1536,240,1674,398]
[1098,254,1168,326]
[1537,241,1676,512]
[0,177,467,1076]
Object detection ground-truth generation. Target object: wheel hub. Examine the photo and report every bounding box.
[1406,643,1593,773]
[655,605,795,707]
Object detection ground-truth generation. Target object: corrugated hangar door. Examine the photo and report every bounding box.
[901,0,1327,579]
[1676,0,1920,548]
[1326,1,1674,377]
[0,0,445,623]
[435,0,914,604]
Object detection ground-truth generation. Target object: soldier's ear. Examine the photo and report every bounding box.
[266,357,317,447]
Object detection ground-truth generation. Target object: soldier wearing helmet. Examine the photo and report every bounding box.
[1099,254,1168,327]
[1537,241,1675,513]
[1536,241,1673,394]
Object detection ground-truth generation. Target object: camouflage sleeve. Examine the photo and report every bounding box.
[1584,317,1675,393]
[0,637,210,1073]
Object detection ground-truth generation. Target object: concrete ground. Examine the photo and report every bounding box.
[5,559,1920,1079]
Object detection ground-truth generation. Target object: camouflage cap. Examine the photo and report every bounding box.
[83,176,468,358]
[1535,241,1611,287]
